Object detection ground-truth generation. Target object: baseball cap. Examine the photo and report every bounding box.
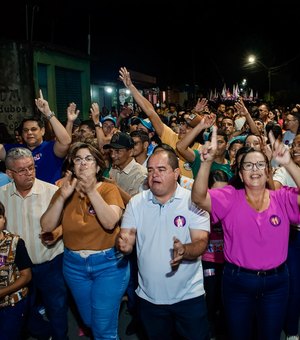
[137,118,154,132]
[101,115,117,126]
[103,132,134,149]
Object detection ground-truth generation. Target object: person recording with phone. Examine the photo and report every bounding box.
[41,142,129,340]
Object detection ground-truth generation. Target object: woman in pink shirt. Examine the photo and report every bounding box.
[192,127,300,340]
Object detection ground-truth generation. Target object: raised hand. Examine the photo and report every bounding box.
[60,171,77,200]
[119,67,133,88]
[194,98,208,113]
[272,138,291,166]
[90,102,100,123]
[199,112,216,130]
[67,102,80,123]
[234,98,250,117]
[200,125,217,162]
[35,89,52,116]
[75,172,98,196]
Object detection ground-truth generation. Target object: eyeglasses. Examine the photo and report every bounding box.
[241,161,267,171]
[73,155,95,165]
[9,164,35,176]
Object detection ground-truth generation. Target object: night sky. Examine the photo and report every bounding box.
[3,1,300,96]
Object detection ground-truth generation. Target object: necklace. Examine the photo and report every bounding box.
[246,190,268,212]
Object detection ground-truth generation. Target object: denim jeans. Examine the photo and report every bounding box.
[138,295,209,340]
[222,262,289,340]
[30,253,69,340]
[284,229,300,336]
[0,296,28,340]
[63,247,129,340]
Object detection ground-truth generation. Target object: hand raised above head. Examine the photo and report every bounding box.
[67,102,80,122]
[90,102,100,122]
[119,67,132,88]
[200,125,217,162]
[194,98,208,113]
[35,89,51,116]
[272,138,291,166]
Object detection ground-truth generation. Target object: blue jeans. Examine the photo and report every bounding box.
[30,253,69,340]
[138,295,209,340]
[0,297,28,340]
[63,247,129,340]
[284,229,300,336]
[222,262,289,340]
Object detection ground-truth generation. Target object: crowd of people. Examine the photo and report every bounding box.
[0,68,300,340]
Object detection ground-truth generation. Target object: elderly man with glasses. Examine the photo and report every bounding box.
[0,147,68,339]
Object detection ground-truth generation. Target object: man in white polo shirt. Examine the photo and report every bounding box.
[116,148,210,340]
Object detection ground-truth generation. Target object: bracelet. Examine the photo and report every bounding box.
[46,112,55,120]
[94,121,102,128]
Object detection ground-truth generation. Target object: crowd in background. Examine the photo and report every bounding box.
[0,68,300,340]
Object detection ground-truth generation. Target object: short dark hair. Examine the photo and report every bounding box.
[21,117,45,130]
[208,128,228,143]
[150,146,179,170]
[208,169,229,188]
[79,120,95,131]
[130,130,150,144]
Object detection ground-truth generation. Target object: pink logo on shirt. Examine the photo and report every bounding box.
[174,216,186,228]
[270,215,281,226]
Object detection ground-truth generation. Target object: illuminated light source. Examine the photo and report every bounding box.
[105,86,113,94]
[247,55,272,101]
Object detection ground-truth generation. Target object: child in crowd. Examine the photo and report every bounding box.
[0,201,32,339]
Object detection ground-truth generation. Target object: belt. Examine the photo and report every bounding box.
[225,262,286,276]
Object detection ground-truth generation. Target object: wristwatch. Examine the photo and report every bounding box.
[94,121,102,128]
[46,112,55,120]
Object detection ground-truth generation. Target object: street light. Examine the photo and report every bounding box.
[247,53,300,102]
[248,55,272,102]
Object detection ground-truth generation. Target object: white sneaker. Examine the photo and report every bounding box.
[287,336,299,340]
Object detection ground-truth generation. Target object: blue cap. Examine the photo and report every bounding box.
[137,118,154,132]
[101,115,116,126]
